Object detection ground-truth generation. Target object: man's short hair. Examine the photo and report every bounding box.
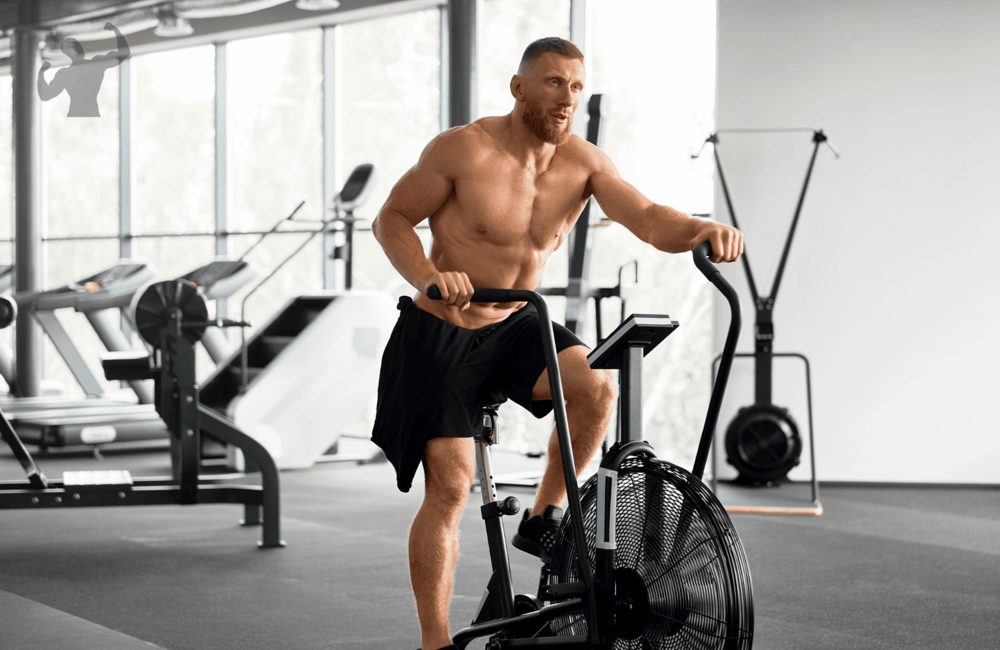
[518,37,584,76]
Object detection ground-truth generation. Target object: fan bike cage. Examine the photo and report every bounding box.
[694,128,838,513]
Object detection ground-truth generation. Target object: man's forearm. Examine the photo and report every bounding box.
[644,204,708,254]
[373,210,438,292]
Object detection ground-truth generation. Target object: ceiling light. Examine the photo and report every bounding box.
[154,9,194,38]
[295,0,341,10]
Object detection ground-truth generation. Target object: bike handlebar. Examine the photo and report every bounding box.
[426,241,737,308]
[425,241,742,481]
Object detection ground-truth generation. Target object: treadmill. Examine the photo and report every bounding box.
[10,259,255,449]
[180,259,256,364]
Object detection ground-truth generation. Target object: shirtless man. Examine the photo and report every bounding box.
[370,37,742,650]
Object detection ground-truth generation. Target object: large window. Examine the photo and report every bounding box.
[133,46,215,244]
[42,55,122,398]
[226,29,324,337]
[479,0,572,120]
[7,3,715,457]
[586,0,718,465]
[340,8,442,296]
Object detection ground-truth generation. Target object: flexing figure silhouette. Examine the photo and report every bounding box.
[37,23,130,117]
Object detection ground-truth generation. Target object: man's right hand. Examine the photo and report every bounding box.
[424,271,474,311]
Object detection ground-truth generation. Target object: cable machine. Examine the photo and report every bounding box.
[693,128,838,511]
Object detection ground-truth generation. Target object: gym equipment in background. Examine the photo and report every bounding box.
[15,261,156,402]
[7,258,258,450]
[0,287,283,548]
[431,242,754,649]
[179,258,256,364]
[694,128,836,512]
[0,264,16,389]
[201,163,394,470]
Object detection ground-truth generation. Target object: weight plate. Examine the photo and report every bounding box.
[0,295,17,330]
[131,280,208,347]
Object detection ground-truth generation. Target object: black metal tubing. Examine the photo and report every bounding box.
[691,242,743,480]
[480,505,516,621]
[770,131,824,304]
[199,404,284,548]
[711,142,759,301]
[598,440,654,472]
[709,129,826,308]
[429,286,601,647]
[452,598,587,649]
[710,351,820,507]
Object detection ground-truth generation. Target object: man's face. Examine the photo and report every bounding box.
[519,52,585,146]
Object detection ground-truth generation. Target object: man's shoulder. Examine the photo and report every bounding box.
[439,117,504,150]
[423,120,499,172]
[559,133,607,173]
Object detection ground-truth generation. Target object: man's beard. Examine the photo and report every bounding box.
[522,97,573,145]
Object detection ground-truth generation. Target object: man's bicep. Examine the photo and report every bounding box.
[589,154,654,241]
[381,133,457,227]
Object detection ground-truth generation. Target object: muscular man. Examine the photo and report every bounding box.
[370,37,743,650]
[37,23,130,117]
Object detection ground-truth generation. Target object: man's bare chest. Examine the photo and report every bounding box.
[451,162,590,246]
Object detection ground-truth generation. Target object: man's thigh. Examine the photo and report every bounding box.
[531,344,602,401]
[423,436,476,501]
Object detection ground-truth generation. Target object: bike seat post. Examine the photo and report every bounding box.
[472,402,518,622]
[474,404,501,506]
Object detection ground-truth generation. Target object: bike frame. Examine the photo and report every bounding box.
[442,242,742,649]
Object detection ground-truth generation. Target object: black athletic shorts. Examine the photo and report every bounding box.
[371,295,586,493]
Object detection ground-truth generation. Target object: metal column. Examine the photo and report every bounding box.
[447,0,477,127]
[12,26,44,398]
[322,26,342,290]
[119,57,133,261]
[214,43,230,319]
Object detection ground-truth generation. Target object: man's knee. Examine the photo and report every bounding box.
[423,437,475,512]
[567,368,617,413]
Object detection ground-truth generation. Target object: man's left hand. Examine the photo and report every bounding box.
[694,222,743,263]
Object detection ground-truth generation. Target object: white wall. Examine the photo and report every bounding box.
[712,0,1000,483]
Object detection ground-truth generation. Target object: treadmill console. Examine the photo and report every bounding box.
[28,262,155,312]
[180,260,256,300]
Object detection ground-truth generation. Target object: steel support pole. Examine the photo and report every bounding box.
[119,57,133,261]
[447,0,477,127]
[215,43,230,318]
[322,26,342,290]
[13,27,44,398]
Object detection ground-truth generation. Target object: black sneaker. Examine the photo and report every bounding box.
[512,505,563,562]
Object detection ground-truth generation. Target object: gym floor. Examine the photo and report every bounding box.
[1,442,998,650]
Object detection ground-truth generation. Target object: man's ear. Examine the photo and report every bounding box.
[510,74,524,101]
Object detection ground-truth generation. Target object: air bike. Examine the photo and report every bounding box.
[431,242,753,649]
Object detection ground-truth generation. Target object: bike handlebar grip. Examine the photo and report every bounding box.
[693,241,720,281]
[426,286,518,303]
